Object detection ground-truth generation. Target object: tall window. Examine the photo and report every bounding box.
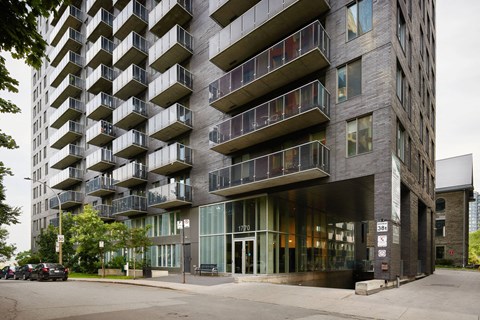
[346,0,373,41]
[396,63,406,104]
[337,59,362,102]
[436,198,446,212]
[435,219,445,237]
[435,246,445,259]
[347,115,373,157]
[397,121,405,161]
[397,5,406,51]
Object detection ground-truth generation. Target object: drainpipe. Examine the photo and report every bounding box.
[463,189,466,268]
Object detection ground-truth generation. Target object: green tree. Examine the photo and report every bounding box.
[123,226,152,279]
[0,168,21,261]
[469,230,480,265]
[0,228,16,262]
[36,213,75,264]
[15,250,41,265]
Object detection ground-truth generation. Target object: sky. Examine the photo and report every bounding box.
[1,1,480,256]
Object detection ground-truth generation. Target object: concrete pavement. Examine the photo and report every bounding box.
[70,268,480,320]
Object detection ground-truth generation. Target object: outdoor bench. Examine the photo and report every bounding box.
[194,264,218,276]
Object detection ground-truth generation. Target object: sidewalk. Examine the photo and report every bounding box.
[70,269,480,320]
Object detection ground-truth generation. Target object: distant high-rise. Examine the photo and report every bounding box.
[29,0,436,287]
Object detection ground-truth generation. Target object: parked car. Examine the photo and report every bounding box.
[1,266,16,280]
[14,264,36,280]
[30,263,68,281]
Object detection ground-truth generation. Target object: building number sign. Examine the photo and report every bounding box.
[238,225,251,232]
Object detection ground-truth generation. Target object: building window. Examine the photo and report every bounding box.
[436,198,446,212]
[347,114,373,157]
[346,0,373,41]
[396,63,406,104]
[397,5,406,51]
[337,59,362,102]
[436,246,445,259]
[397,121,405,161]
[435,219,445,237]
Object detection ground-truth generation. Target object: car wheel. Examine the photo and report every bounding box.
[29,277,35,281]
[62,277,68,281]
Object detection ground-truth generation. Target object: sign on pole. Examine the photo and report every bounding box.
[377,221,388,232]
[57,235,64,243]
[177,220,183,230]
[183,219,190,228]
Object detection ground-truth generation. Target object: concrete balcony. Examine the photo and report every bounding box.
[113,64,147,100]
[209,0,330,70]
[49,144,84,170]
[50,51,84,88]
[50,167,83,190]
[148,64,192,107]
[50,2,69,26]
[86,8,113,43]
[86,148,116,171]
[148,143,192,175]
[210,80,330,154]
[112,162,147,188]
[149,0,192,38]
[112,97,148,130]
[50,98,84,129]
[209,21,330,112]
[50,191,84,210]
[86,176,116,197]
[148,183,192,209]
[86,92,118,121]
[113,0,148,41]
[94,204,114,220]
[149,25,193,73]
[86,120,115,147]
[148,103,192,141]
[50,74,83,108]
[112,195,147,217]
[112,129,148,159]
[49,5,83,46]
[86,36,114,69]
[50,121,83,150]
[49,28,83,67]
[113,31,148,70]
[209,0,260,27]
[209,140,330,196]
[87,0,112,17]
[86,64,114,95]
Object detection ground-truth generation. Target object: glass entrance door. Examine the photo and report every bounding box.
[234,239,255,275]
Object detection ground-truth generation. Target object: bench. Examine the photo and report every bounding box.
[194,264,218,276]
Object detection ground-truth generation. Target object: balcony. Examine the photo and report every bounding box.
[209,140,330,196]
[50,51,84,88]
[50,2,69,26]
[86,92,118,121]
[113,32,148,70]
[113,0,148,41]
[113,162,147,188]
[86,64,114,95]
[209,80,330,154]
[49,5,83,46]
[50,167,83,190]
[87,0,112,17]
[86,8,113,43]
[149,25,193,73]
[50,191,84,210]
[112,195,147,217]
[112,129,148,158]
[148,64,192,107]
[209,0,330,70]
[86,176,116,197]
[86,120,115,147]
[50,121,83,149]
[86,36,114,69]
[149,0,192,38]
[209,0,260,27]
[94,204,114,220]
[112,97,148,130]
[112,64,147,100]
[148,183,192,209]
[209,21,330,112]
[49,144,83,170]
[148,103,192,141]
[148,143,192,175]
[50,74,83,108]
[50,98,84,129]
[86,148,116,171]
[49,28,83,67]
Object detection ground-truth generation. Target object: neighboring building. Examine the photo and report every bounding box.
[469,192,480,233]
[29,0,436,287]
[435,154,474,267]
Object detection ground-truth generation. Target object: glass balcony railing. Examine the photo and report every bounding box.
[113,31,148,70]
[148,183,192,209]
[86,0,113,16]
[50,167,83,189]
[86,92,118,121]
[49,5,83,46]
[49,144,83,170]
[94,204,114,219]
[209,140,330,196]
[50,74,84,108]
[148,64,192,107]
[208,0,260,27]
[112,195,147,216]
[148,103,192,141]
[113,0,148,41]
[86,176,116,195]
[86,148,116,171]
[86,120,115,146]
[50,191,84,209]
[86,36,114,69]
[50,97,84,129]
[112,162,148,186]
[50,51,84,88]
[112,129,148,158]
[209,21,330,112]
[112,64,148,99]
[209,80,330,153]
[149,0,192,37]
[49,28,83,67]
[86,8,113,42]
[86,64,114,94]
[50,120,83,149]
[112,97,148,129]
[149,24,193,72]
[148,143,192,175]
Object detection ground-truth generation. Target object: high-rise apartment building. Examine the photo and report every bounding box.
[469,192,479,233]
[30,0,436,287]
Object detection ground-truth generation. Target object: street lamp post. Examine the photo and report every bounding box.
[25,177,63,265]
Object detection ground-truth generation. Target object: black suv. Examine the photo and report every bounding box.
[30,263,68,281]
